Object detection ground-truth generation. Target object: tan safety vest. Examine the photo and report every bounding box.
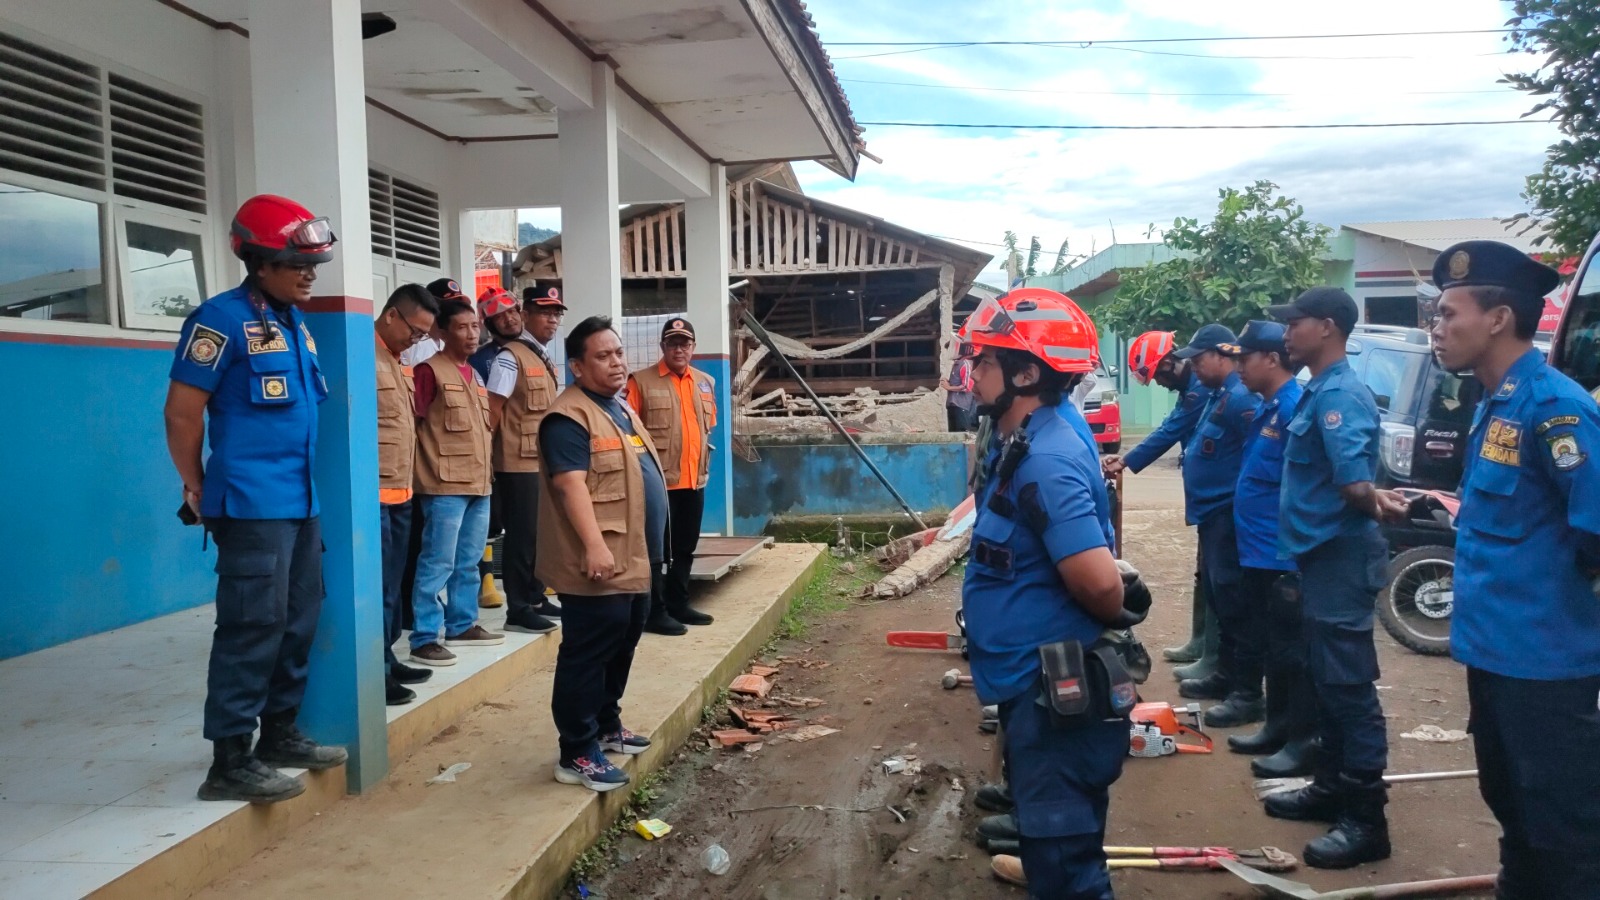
[374,333,417,503]
[493,341,558,473]
[631,363,715,489]
[414,356,492,496]
[536,386,662,595]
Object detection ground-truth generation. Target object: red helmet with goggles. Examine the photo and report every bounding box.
[964,287,1098,374]
[478,287,518,319]
[1127,331,1177,385]
[230,194,336,266]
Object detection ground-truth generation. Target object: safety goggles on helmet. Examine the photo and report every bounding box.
[479,288,518,319]
[288,217,335,252]
[1127,331,1177,385]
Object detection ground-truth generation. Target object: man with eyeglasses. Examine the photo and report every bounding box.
[478,285,567,634]
[164,194,348,804]
[373,284,440,705]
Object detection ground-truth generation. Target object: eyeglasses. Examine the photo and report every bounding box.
[398,312,432,345]
[272,262,319,277]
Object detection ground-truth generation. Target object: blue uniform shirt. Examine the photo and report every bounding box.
[169,284,327,519]
[1058,402,1117,551]
[1451,349,1600,680]
[1180,371,1259,526]
[1278,358,1379,558]
[1234,379,1304,571]
[1122,370,1208,473]
[963,405,1113,705]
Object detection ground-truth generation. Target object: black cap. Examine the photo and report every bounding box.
[1268,287,1359,336]
[426,278,468,303]
[1432,240,1560,302]
[1173,323,1237,359]
[522,285,568,311]
[1219,320,1287,357]
[662,317,696,341]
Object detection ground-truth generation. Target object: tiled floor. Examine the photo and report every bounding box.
[0,594,545,899]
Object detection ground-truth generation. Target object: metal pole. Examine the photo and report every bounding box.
[740,308,928,531]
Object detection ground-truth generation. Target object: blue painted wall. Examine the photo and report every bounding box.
[696,356,734,535]
[733,433,972,535]
[0,339,216,659]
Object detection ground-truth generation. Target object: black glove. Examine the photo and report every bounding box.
[1115,560,1153,624]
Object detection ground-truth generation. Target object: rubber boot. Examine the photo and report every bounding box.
[1178,670,1230,700]
[1230,666,1291,754]
[1172,605,1219,681]
[1263,753,1342,824]
[198,734,305,804]
[669,600,714,627]
[1304,773,1391,869]
[1162,569,1208,662]
[1251,670,1320,778]
[643,570,686,636]
[477,546,504,609]
[255,709,349,770]
[1205,690,1265,728]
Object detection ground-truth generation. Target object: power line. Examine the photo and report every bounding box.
[858,119,1548,131]
[839,77,1511,98]
[825,28,1515,46]
[835,42,1503,61]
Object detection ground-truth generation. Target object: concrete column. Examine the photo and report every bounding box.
[558,61,623,322]
[685,162,733,533]
[248,0,386,791]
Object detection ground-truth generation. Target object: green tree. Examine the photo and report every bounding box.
[1096,181,1330,341]
[1002,233,1076,283]
[1503,0,1600,256]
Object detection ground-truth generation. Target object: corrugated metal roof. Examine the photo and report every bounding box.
[1342,218,1549,253]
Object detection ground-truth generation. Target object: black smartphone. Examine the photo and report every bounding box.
[177,501,200,526]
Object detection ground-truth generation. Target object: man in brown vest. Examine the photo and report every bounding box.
[408,299,504,667]
[626,317,718,635]
[481,286,563,635]
[537,316,670,792]
[374,284,439,704]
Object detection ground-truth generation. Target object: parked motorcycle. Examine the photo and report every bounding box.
[1378,489,1459,656]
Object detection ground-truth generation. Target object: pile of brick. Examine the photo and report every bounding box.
[710,662,835,748]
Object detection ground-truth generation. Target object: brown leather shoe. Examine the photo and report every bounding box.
[445,625,505,646]
[991,854,1026,887]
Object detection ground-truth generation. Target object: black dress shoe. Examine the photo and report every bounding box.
[390,662,433,685]
[974,782,1014,813]
[977,813,1019,843]
[670,604,714,626]
[386,678,416,706]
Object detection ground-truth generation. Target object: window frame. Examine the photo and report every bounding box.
[111,203,212,333]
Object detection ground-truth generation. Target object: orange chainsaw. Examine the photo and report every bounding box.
[1128,701,1213,756]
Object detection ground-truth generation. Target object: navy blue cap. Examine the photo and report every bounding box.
[1173,323,1237,359]
[1268,286,1359,336]
[1432,240,1559,302]
[1219,320,1287,357]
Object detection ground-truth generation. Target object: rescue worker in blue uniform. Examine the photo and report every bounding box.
[1265,287,1410,868]
[164,195,349,804]
[1106,333,1219,675]
[960,291,1152,898]
[1429,240,1600,899]
[1218,323,1316,778]
[1165,326,1262,713]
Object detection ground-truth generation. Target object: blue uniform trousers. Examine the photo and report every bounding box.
[378,502,411,671]
[1468,668,1600,900]
[203,517,324,741]
[998,685,1127,900]
[1197,507,1248,689]
[1297,533,1387,773]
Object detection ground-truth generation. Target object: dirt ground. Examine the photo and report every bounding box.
[580,456,1494,900]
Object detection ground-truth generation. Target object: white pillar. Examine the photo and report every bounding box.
[558,61,623,321]
[685,163,734,533]
[248,0,386,791]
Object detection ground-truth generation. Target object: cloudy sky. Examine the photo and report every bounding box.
[790,0,1562,283]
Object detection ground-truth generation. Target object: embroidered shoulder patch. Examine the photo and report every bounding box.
[1536,415,1580,435]
[1323,410,1342,430]
[1547,433,1586,471]
[183,323,227,367]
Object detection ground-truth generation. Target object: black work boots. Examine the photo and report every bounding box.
[255,709,350,770]
[1205,691,1265,728]
[1304,773,1392,869]
[198,734,305,804]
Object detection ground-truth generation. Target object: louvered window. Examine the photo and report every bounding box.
[0,31,205,214]
[369,169,441,267]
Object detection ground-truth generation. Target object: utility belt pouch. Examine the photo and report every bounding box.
[1087,641,1138,719]
[1038,639,1092,726]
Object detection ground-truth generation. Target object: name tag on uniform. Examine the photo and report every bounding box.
[1260,427,1281,440]
[244,321,288,354]
[591,436,623,451]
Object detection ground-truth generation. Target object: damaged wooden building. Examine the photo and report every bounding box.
[513,165,992,420]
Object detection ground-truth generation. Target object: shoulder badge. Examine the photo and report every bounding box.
[1547,433,1586,471]
[183,323,227,368]
[1536,415,1581,435]
[1323,410,1342,430]
[1495,377,1519,400]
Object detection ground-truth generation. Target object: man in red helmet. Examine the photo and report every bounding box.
[960,291,1152,898]
[164,194,348,804]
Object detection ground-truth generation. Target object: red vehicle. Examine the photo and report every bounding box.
[1082,358,1123,453]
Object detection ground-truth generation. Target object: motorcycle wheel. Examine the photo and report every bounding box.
[1379,545,1455,656]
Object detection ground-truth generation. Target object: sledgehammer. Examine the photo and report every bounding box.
[942,668,973,690]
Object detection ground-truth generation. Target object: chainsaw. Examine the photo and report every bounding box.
[886,610,969,658]
[1128,701,1212,756]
